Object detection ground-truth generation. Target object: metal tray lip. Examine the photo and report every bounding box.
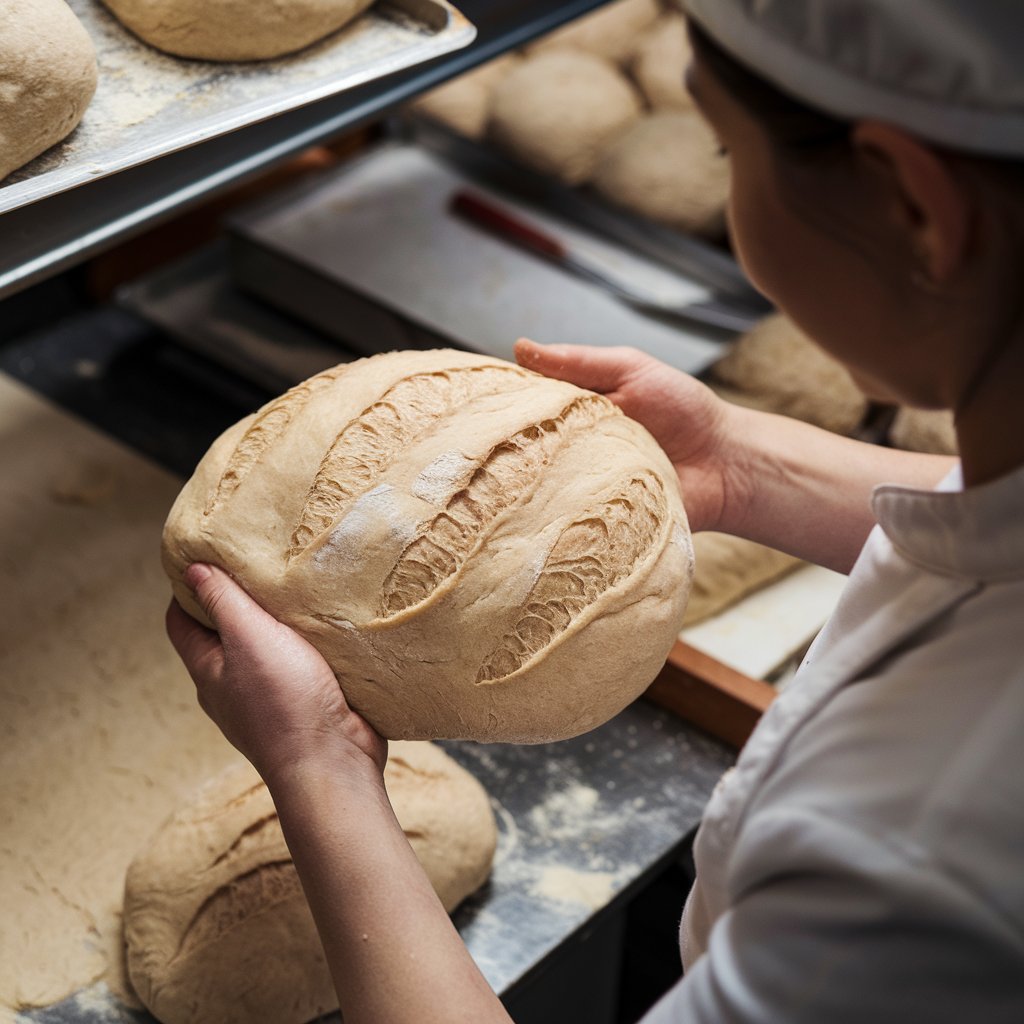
[0,0,475,218]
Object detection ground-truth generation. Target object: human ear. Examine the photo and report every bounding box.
[852,121,971,284]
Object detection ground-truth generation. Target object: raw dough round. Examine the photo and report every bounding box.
[710,314,869,435]
[124,742,496,1024]
[629,13,694,111]
[529,0,662,66]
[592,110,729,235]
[488,50,642,184]
[889,407,958,455]
[162,349,693,743]
[412,55,521,140]
[685,533,802,625]
[100,0,374,61]
[0,0,98,182]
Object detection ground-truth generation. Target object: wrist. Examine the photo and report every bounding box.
[260,737,387,805]
[704,401,764,537]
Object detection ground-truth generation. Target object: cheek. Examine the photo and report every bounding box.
[726,161,814,307]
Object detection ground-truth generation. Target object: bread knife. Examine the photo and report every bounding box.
[450,190,764,335]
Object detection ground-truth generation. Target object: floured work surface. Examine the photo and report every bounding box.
[0,374,243,1021]
[0,372,733,1022]
[0,0,474,215]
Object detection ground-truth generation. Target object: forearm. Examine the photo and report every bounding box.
[267,751,511,1024]
[718,406,955,573]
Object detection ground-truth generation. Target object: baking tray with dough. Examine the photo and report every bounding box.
[0,0,474,215]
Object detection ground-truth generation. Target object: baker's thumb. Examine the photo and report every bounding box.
[514,338,647,393]
[183,564,266,640]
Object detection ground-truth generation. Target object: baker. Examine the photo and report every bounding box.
[166,1,1024,1020]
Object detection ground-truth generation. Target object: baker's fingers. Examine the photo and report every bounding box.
[182,563,276,650]
[514,338,650,393]
[166,599,223,679]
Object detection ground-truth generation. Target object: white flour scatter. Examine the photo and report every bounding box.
[411,451,477,505]
[532,864,627,910]
[314,484,413,568]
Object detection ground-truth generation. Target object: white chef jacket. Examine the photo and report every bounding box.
[644,463,1024,1022]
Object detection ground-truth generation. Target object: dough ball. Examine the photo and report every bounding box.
[125,742,496,1024]
[710,314,869,435]
[0,0,97,181]
[889,407,958,455]
[529,0,662,66]
[629,13,693,111]
[411,54,521,140]
[592,110,729,235]
[100,0,374,61]
[162,350,693,743]
[685,533,802,625]
[488,50,642,185]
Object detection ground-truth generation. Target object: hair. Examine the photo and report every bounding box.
[687,20,851,156]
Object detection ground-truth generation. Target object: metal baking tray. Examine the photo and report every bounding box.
[0,0,474,215]
[398,113,772,309]
[116,241,357,393]
[226,140,730,374]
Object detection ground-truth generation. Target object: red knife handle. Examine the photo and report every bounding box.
[450,190,568,261]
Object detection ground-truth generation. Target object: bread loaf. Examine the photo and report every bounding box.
[710,314,869,435]
[629,13,694,111]
[685,533,803,625]
[163,350,693,743]
[592,111,729,236]
[100,0,373,61]
[0,0,98,182]
[889,407,958,455]
[411,55,521,140]
[124,741,496,1024]
[487,51,643,185]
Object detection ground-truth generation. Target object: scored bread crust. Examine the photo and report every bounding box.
[124,742,496,1024]
[162,349,693,743]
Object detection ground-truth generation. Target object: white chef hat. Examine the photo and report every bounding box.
[683,0,1024,159]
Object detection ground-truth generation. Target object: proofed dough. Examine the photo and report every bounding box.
[629,13,693,111]
[592,111,729,235]
[685,533,803,625]
[162,349,693,743]
[889,407,958,455]
[488,50,642,184]
[124,742,496,1024]
[100,0,374,61]
[412,55,521,140]
[0,0,97,181]
[529,0,662,66]
[710,314,869,435]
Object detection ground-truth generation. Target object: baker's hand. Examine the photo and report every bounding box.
[515,338,746,532]
[166,564,386,789]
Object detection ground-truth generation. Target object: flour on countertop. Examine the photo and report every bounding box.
[532,865,622,910]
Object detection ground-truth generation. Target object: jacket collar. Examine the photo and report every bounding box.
[872,462,1024,582]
